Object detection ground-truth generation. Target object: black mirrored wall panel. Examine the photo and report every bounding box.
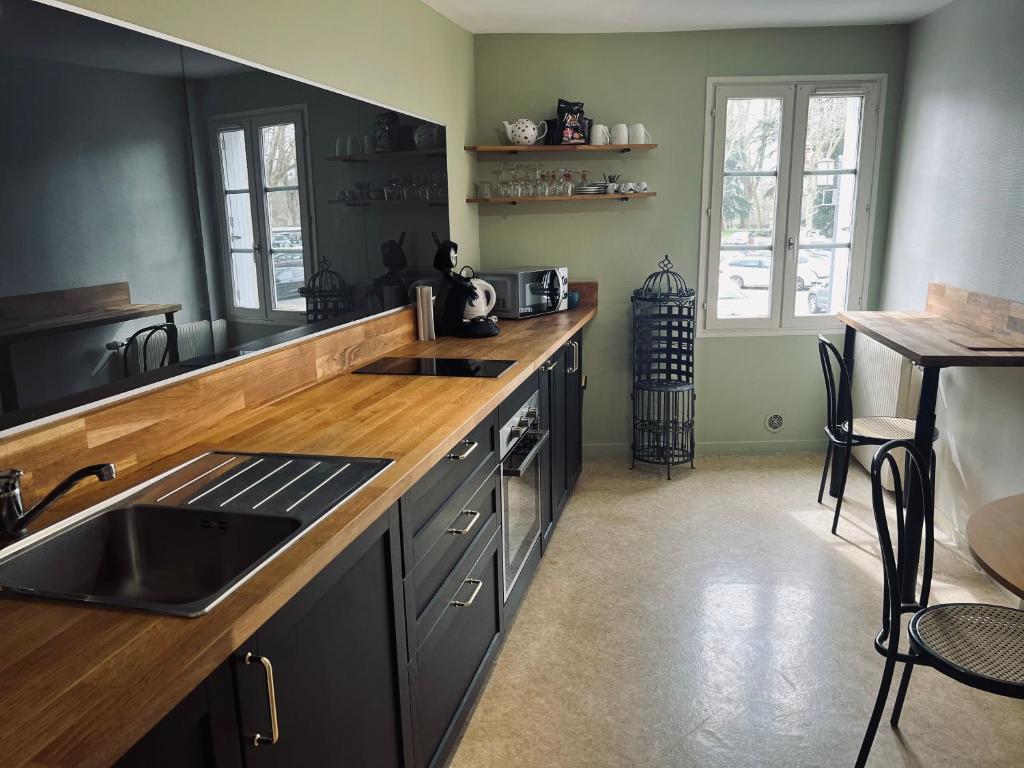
[0,0,448,428]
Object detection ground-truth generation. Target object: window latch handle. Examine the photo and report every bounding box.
[786,236,795,250]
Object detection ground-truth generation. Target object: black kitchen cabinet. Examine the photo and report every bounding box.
[566,330,584,493]
[549,345,569,523]
[126,508,411,768]
[115,662,243,768]
[541,331,585,544]
[121,352,587,768]
[234,506,410,768]
[409,527,502,768]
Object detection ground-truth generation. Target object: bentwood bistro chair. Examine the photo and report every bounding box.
[123,323,180,376]
[856,440,1024,766]
[816,335,937,534]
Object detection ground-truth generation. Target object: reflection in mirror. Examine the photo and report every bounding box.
[0,0,449,429]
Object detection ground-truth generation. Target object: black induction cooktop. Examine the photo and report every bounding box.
[353,357,516,378]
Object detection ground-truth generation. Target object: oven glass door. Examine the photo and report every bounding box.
[501,429,549,597]
[521,271,561,315]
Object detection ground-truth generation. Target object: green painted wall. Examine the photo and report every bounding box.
[62,0,480,266]
[474,27,907,455]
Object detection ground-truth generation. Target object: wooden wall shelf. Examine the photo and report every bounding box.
[467,192,656,205]
[465,144,656,155]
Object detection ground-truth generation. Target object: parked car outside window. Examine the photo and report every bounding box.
[808,281,831,314]
[721,251,771,289]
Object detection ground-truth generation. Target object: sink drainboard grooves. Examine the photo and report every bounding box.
[253,462,322,509]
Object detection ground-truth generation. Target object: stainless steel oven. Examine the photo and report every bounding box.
[499,391,548,600]
[477,267,569,320]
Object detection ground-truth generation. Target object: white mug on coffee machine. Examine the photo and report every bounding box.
[590,124,611,145]
[610,123,629,145]
[628,123,652,144]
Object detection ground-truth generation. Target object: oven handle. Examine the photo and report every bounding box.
[503,429,550,477]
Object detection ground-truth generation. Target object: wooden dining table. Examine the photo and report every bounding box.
[967,494,1024,604]
[834,283,1024,595]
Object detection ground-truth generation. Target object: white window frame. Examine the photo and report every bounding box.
[697,75,886,337]
[209,105,317,325]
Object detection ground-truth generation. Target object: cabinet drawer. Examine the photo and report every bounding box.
[411,529,501,768]
[409,468,498,620]
[401,414,496,550]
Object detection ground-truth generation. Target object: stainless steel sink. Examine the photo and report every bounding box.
[0,451,391,616]
[0,505,299,615]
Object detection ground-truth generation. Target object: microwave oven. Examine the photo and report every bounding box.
[477,267,569,319]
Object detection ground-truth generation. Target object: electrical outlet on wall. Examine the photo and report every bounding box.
[764,413,784,433]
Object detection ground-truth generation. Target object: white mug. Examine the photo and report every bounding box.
[619,181,636,193]
[628,123,652,144]
[636,181,650,192]
[610,123,629,145]
[346,135,360,156]
[590,124,611,145]
[363,135,374,154]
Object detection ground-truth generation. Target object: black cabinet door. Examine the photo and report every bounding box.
[409,528,502,768]
[234,508,410,768]
[566,331,584,492]
[539,355,555,547]
[550,345,569,518]
[116,663,243,768]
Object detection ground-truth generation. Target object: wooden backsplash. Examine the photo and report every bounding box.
[927,282,1024,336]
[0,307,416,506]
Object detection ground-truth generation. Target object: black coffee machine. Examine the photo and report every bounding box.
[431,237,499,338]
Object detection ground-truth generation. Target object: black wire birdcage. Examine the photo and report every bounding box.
[298,258,356,323]
[631,255,696,478]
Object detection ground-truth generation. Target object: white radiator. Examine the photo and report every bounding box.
[850,335,919,490]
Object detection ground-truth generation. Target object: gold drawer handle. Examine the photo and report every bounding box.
[245,652,280,747]
[450,578,483,607]
[447,440,478,461]
[447,509,481,535]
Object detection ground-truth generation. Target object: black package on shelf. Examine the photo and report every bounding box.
[556,98,587,144]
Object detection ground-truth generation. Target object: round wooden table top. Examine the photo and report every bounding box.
[967,493,1024,599]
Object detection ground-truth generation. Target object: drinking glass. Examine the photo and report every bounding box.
[496,163,513,198]
[385,175,402,200]
[536,168,550,197]
[518,165,534,197]
[560,168,574,196]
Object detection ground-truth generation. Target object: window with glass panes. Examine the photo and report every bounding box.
[700,78,882,332]
[212,108,313,321]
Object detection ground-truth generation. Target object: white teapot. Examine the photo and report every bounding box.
[503,119,547,146]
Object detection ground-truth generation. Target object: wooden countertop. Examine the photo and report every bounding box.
[0,300,596,767]
[838,310,1024,367]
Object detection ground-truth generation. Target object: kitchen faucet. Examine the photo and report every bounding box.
[0,464,116,542]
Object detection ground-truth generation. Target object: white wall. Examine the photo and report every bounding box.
[880,0,1024,541]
